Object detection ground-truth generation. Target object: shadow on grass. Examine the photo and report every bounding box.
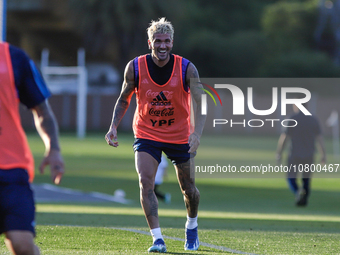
[165,252,224,255]
[34,173,340,236]
[37,212,340,234]
[35,174,340,215]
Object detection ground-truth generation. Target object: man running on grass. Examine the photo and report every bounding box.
[105,17,206,253]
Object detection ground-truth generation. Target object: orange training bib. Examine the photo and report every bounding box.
[133,54,191,144]
[0,42,34,182]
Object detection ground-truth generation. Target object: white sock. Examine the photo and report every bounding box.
[185,215,198,229]
[150,228,163,242]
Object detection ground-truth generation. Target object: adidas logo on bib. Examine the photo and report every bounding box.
[151,91,172,106]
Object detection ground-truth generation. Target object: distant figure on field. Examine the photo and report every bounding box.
[276,104,326,206]
[154,154,171,204]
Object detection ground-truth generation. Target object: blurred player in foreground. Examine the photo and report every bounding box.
[276,104,326,206]
[105,17,206,252]
[154,154,171,204]
[0,42,64,255]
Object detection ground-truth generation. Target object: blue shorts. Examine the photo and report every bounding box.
[0,169,35,235]
[133,138,195,165]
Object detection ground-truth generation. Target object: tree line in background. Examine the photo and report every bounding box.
[69,0,340,95]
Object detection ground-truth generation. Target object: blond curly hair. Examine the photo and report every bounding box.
[147,17,174,41]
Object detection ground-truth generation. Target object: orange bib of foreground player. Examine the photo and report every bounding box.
[133,54,191,144]
[0,42,34,182]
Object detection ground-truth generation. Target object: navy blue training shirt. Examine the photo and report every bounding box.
[9,45,51,109]
[134,54,190,92]
[285,111,321,159]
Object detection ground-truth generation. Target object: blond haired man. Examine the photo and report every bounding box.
[105,17,206,252]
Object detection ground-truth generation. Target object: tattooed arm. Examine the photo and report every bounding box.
[32,100,64,184]
[105,60,136,147]
[186,63,206,153]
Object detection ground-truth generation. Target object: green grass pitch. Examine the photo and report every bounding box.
[1,133,340,254]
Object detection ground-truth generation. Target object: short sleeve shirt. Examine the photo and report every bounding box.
[285,111,321,158]
[9,45,51,108]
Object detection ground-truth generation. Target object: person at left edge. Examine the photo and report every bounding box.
[0,42,65,255]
